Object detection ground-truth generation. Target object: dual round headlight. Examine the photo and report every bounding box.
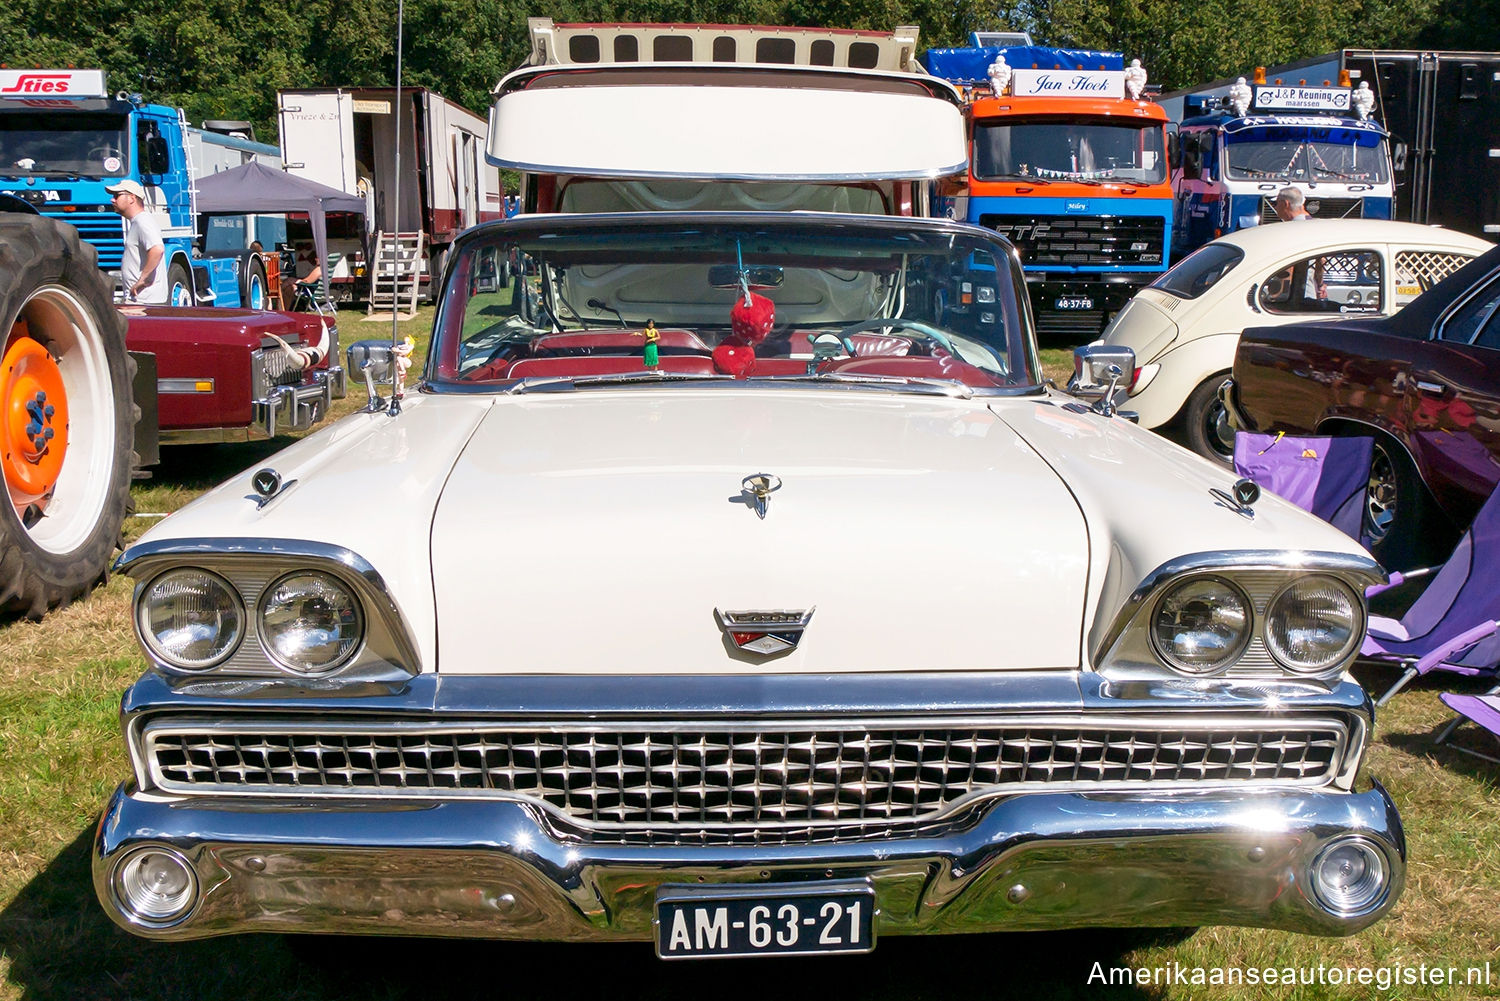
[138,568,363,675]
[1151,574,1361,677]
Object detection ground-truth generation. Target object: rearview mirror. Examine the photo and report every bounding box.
[707,264,785,290]
[1069,344,1136,418]
[143,135,171,175]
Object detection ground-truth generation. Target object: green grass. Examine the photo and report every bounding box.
[1,315,1498,1000]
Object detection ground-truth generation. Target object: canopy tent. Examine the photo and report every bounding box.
[195,160,366,298]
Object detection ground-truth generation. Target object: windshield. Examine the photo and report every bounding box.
[0,111,129,178]
[974,117,1167,184]
[431,216,1039,393]
[1225,127,1390,182]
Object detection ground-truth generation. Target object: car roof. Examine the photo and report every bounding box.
[1212,219,1494,257]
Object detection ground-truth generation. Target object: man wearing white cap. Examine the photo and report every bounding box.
[106,179,169,304]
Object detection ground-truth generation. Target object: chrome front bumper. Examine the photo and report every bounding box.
[93,780,1404,942]
[252,366,344,438]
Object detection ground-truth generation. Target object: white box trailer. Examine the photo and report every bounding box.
[276,87,503,299]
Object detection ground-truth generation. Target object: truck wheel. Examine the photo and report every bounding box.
[0,215,136,616]
[1183,373,1235,467]
[243,259,268,310]
[167,261,193,306]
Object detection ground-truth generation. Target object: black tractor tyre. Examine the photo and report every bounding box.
[0,214,137,618]
[167,259,193,307]
[1182,372,1236,467]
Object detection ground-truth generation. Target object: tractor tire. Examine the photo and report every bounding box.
[0,214,136,617]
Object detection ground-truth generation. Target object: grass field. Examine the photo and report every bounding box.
[1,326,1497,1000]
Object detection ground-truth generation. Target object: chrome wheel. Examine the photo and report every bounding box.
[1366,444,1398,543]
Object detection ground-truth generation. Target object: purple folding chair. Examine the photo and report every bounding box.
[1367,481,1500,705]
[1233,432,1373,541]
[1435,693,1500,765]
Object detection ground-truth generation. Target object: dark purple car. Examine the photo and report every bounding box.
[1226,242,1500,569]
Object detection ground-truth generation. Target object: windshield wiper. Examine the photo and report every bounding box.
[776,372,974,399]
[506,371,727,394]
[985,173,1051,185]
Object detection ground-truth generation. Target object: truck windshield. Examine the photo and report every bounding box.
[0,111,130,178]
[974,117,1166,184]
[1225,128,1390,183]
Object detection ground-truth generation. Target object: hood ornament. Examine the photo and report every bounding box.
[716,608,815,656]
[741,473,781,519]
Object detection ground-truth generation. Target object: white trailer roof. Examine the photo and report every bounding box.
[487,65,967,181]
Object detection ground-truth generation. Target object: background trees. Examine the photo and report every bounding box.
[0,0,1492,139]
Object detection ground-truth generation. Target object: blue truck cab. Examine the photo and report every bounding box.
[923,43,1175,340]
[1172,75,1394,256]
[0,68,267,306]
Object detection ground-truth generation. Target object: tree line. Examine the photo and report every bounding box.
[0,0,1494,141]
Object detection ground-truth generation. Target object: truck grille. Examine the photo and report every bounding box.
[1258,197,1364,224]
[43,211,124,269]
[143,718,1346,839]
[980,215,1166,268]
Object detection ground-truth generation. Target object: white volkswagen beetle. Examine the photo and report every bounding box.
[93,213,1403,955]
[1098,219,1491,463]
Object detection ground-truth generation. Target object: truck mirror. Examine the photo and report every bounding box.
[1167,132,1181,170]
[144,136,171,175]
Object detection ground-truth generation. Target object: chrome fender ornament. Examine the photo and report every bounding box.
[741,473,781,519]
[716,608,815,656]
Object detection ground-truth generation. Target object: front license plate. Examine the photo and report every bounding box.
[655,881,876,959]
[1055,296,1094,311]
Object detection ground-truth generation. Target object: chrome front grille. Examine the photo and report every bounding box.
[251,347,307,397]
[143,717,1347,837]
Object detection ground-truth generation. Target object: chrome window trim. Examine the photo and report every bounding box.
[136,712,1354,824]
[1094,550,1382,674]
[1433,263,1500,345]
[117,539,421,682]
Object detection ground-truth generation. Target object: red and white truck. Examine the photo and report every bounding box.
[276,87,504,301]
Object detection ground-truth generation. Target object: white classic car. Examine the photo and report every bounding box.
[94,213,1403,956]
[1096,219,1491,463]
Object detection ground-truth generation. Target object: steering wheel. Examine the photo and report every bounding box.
[88,145,124,161]
[837,318,958,357]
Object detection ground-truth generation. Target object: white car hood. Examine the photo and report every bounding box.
[431,390,1089,674]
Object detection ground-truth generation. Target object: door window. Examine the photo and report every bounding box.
[1259,250,1382,314]
[1440,274,1500,345]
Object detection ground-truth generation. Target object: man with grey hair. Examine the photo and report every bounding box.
[1273,186,1312,221]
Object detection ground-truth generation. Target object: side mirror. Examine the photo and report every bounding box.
[346,339,395,411]
[1069,344,1136,417]
[1167,131,1181,170]
[143,135,171,175]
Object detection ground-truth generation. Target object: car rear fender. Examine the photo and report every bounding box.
[1134,332,1239,430]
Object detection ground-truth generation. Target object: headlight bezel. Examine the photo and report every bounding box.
[122,539,420,684]
[257,569,366,676]
[135,567,247,672]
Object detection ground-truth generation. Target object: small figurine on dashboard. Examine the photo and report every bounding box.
[642,319,661,368]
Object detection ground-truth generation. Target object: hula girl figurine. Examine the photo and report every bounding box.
[642,319,661,368]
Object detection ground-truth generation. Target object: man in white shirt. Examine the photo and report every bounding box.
[106,179,169,304]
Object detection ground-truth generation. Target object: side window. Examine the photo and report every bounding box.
[1259,250,1382,315]
[1394,249,1476,309]
[1439,275,1500,345]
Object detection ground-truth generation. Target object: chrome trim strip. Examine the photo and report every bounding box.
[1092,550,1384,670]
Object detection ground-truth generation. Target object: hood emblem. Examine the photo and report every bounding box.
[741,473,781,519]
[717,608,814,656]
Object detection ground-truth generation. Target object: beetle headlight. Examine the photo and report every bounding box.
[1265,575,1361,674]
[1151,577,1252,675]
[259,571,364,674]
[138,569,245,670]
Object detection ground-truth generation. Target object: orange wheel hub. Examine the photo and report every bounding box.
[3,332,69,500]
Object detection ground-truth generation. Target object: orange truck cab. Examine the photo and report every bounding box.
[924,43,1174,340]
